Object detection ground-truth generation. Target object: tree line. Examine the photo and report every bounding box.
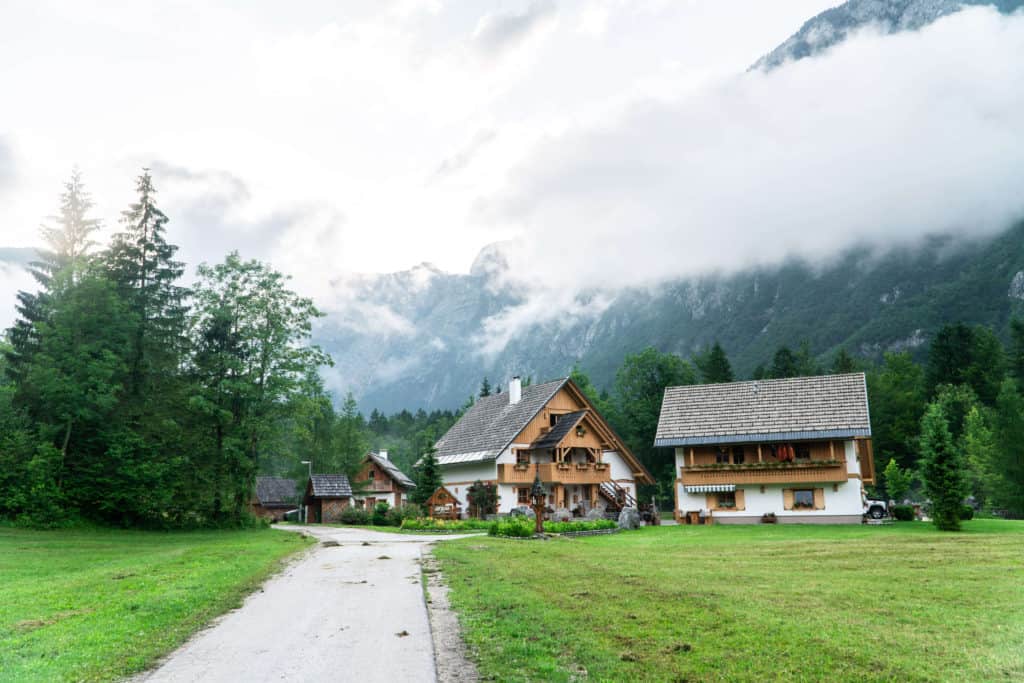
[0,170,329,527]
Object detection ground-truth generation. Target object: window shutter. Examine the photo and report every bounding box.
[783,489,794,510]
[735,489,746,511]
[813,488,825,510]
[706,493,717,510]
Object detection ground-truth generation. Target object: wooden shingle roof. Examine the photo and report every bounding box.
[366,452,416,488]
[255,477,298,506]
[308,474,353,498]
[655,373,871,447]
[433,379,567,465]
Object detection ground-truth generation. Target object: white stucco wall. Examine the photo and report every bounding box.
[674,440,864,522]
[603,450,636,502]
[676,479,863,519]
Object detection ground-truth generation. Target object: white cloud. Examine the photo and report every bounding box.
[482,7,1024,296]
[472,1,557,58]
[0,263,33,331]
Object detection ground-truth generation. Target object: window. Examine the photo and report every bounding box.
[793,489,814,508]
[731,446,745,464]
[715,448,730,464]
[795,445,811,461]
[550,413,560,428]
[717,491,737,509]
[517,488,529,504]
[516,450,530,465]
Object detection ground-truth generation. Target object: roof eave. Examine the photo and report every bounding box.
[654,428,872,447]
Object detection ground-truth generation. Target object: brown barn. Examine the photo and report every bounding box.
[304,474,353,523]
[251,477,299,521]
[353,451,416,510]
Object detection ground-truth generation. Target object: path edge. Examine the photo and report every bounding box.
[421,545,480,683]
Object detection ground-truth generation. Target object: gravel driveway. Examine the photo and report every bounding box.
[133,525,475,682]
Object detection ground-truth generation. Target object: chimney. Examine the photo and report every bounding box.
[379,450,389,460]
[509,376,522,405]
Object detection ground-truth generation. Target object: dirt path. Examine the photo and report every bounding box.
[133,525,476,683]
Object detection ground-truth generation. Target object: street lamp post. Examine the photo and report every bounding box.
[300,460,312,522]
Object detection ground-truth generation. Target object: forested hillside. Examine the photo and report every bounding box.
[314,223,1024,413]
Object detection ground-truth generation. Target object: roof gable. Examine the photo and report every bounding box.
[530,409,588,449]
[655,372,871,447]
[365,452,416,488]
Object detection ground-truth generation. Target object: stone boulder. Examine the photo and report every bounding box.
[510,506,535,519]
[585,508,606,521]
[553,507,573,522]
[617,507,642,530]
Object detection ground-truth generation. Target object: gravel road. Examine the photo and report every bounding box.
[133,525,474,682]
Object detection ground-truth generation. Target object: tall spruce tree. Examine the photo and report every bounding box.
[925,323,974,397]
[991,379,1024,516]
[696,341,734,384]
[479,376,491,398]
[832,348,856,374]
[867,352,926,469]
[5,169,102,386]
[770,346,799,379]
[919,401,968,531]
[105,169,187,399]
[1010,318,1024,388]
[411,430,443,506]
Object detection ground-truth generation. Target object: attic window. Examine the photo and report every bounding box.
[575,425,586,438]
[550,414,560,428]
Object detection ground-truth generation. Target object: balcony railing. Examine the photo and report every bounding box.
[498,463,612,485]
[680,459,848,485]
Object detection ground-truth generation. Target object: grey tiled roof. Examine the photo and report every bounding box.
[255,477,298,506]
[433,379,568,465]
[530,410,587,449]
[655,373,871,447]
[309,474,353,498]
[367,452,416,488]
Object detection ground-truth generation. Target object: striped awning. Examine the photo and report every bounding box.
[684,484,736,494]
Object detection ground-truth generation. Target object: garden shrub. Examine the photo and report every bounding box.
[400,517,491,531]
[372,501,390,526]
[892,504,915,521]
[488,517,535,537]
[339,506,370,525]
[486,518,618,537]
[960,504,975,521]
[545,519,616,533]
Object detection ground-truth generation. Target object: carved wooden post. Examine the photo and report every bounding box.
[530,468,546,535]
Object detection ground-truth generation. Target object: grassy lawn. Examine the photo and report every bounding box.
[0,526,313,682]
[434,520,1024,682]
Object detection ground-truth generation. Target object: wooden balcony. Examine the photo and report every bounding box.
[497,463,612,485]
[680,460,849,486]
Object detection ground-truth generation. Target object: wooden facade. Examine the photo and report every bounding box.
[426,486,461,519]
[677,439,874,487]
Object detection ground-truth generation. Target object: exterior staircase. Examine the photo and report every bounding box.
[598,481,637,518]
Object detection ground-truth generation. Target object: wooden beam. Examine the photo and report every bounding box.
[829,440,835,460]
[689,448,695,467]
[757,444,763,463]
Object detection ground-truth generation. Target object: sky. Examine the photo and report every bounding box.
[2,1,1024,338]
[0,1,833,298]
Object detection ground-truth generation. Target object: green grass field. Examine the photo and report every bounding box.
[0,526,313,682]
[434,520,1024,682]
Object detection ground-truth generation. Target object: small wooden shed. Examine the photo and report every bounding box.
[426,486,462,520]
